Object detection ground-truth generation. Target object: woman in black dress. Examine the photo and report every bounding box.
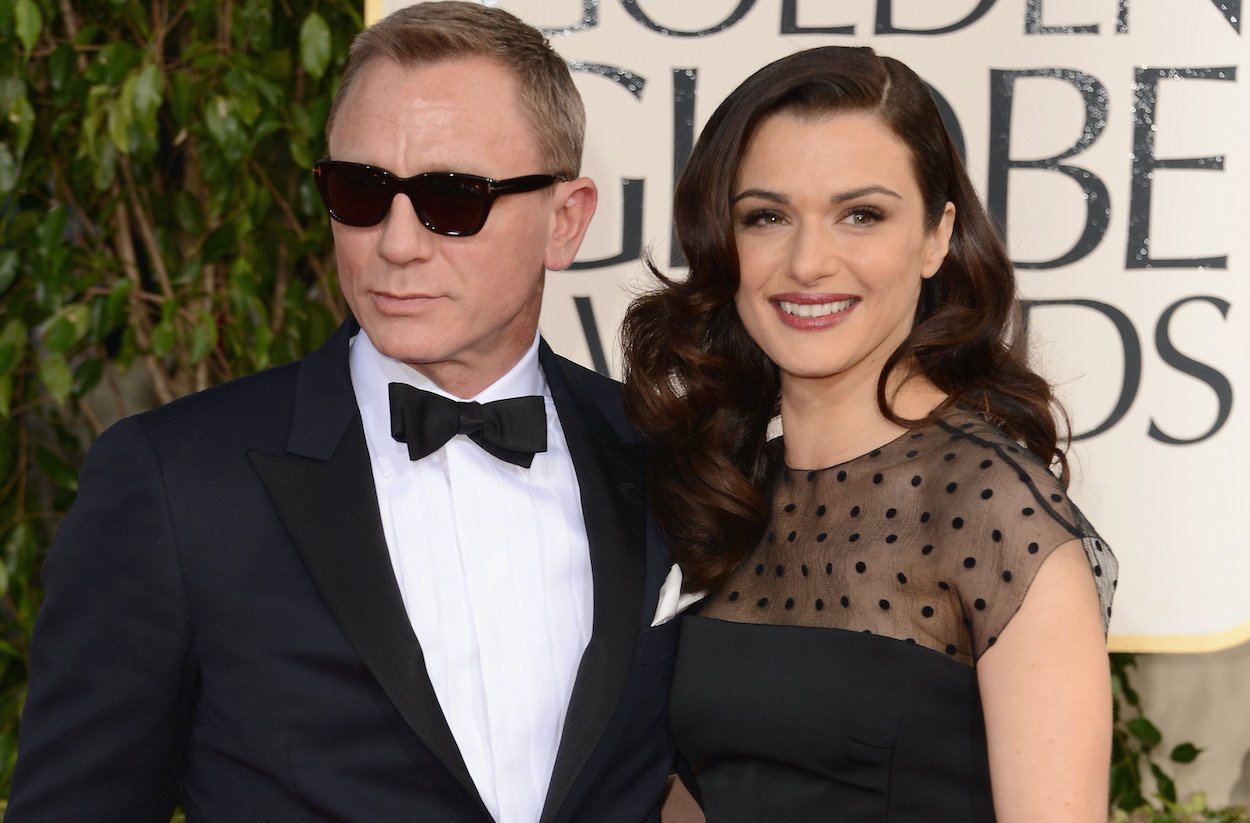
[622,46,1117,822]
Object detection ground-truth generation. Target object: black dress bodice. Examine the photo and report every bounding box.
[668,413,1116,821]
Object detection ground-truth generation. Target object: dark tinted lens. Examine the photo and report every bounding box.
[325,164,391,226]
[414,176,490,235]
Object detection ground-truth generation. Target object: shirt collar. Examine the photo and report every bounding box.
[349,330,549,477]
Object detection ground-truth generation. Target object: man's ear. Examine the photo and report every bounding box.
[545,177,598,271]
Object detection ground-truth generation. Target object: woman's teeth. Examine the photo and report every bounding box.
[777,298,855,318]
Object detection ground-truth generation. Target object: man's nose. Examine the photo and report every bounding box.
[378,192,437,264]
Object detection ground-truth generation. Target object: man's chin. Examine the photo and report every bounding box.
[371,340,446,370]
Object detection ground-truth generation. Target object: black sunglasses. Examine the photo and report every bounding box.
[314,160,561,236]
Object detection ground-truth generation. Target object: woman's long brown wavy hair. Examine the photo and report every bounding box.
[620,46,1067,594]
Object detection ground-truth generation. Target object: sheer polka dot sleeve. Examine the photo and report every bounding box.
[935,419,1117,660]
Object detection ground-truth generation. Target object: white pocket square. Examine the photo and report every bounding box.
[650,563,707,627]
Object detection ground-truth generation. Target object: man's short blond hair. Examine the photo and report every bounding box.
[326,1,585,179]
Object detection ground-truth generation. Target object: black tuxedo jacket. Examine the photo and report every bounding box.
[8,319,678,823]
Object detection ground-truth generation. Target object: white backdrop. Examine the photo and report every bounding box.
[370,0,1250,654]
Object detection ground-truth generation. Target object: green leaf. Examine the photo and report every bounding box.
[1170,742,1202,764]
[93,139,118,191]
[87,294,111,343]
[0,374,11,419]
[188,313,217,364]
[132,62,164,124]
[253,117,281,144]
[168,71,194,127]
[174,189,205,235]
[0,344,16,376]
[42,315,77,354]
[72,21,99,44]
[0,248,17,296]
[1114,787,1146,812]
[86,42,141,86]
[14,0,40,52]
[35,206,68,255]
[202,95,246,160]
[289,136,312,170]
[115,326,137,371]
[2,522,30,574]
[35,447,77,492]
[49,42,76,92]
[1108,761,1133,805]
[250,73,284,108]
[289,101,314,141]
[66,304,91,339]
[1149,762,1177,803]
[49,110,76,140]
[11,92,35,157]
[43,302,91,353]
[189,0,215,31]
[38,353,73,405]
[297,175,321,217]
[1128,717,1162,748]
[202,222,238,262]
[0,142,16,195]
[222,69,262,126]
[73,357,103,396]
[0,76,36,158]
[150,319,176,357]
[258,48,293,84]
[107,278,134,319]
[228,255,255,298]
[78,85,108,164]
[107,94,133,154]
[236,0,274,52]
[0,318,26,348]
[0,76,24,116]
[174,257,202,287]
[300,12,332,80]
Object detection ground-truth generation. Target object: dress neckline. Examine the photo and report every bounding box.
[782,425,923,474]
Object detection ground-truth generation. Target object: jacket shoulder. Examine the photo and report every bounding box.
[134,360,301,430]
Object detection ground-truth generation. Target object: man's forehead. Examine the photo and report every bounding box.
[327,55,543,174]
[331,55,523,137]
[348,54,520,107]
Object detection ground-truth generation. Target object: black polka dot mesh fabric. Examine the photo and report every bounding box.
[700,411,1117,667]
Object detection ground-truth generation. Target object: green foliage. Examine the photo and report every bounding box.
[1110,793,1249,823]
[0,0,360,796]
[1110,654,1248,821]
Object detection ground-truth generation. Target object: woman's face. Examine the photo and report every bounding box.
[731,110,954,395]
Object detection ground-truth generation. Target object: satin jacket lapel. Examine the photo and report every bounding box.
[537,343,648,823]
[248,319,489,818]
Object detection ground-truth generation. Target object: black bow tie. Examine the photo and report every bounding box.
[388,382,548,468]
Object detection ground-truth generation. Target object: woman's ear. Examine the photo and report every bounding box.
[922,202,956,279]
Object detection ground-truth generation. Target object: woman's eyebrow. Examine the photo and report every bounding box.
[731,183,902,206]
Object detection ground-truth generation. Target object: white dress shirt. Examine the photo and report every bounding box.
[350,331,593,823]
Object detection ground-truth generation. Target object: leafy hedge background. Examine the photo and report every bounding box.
[0,1,1243,821]
[0,0,356,793]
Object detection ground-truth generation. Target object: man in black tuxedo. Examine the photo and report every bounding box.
[7,4,680,821]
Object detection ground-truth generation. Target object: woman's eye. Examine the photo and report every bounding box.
[845,207,884,226]
[741,209,784,227]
